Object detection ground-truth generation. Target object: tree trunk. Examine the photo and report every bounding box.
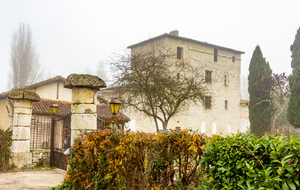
[163,122,167,131]
[154,118,159,133]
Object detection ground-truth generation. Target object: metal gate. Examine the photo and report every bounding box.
[51,114,71,170]
[31,115,71,170]
[31,116,51,150]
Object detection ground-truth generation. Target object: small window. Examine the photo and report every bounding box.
[212,123,217,135]
[232,56,235,62]
[227,123,231,134]
[214,48,218,62]
[224,75,227,86]
[225,100,228,109]
[205,70,212,83]
[177,47,183,59]
[177,73,180,79]
[204,96,212,109]
[175,127,181,131]
[201,122,206,134]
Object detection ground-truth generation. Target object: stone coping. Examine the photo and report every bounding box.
[8,90,40,102]
[64,74,106,90]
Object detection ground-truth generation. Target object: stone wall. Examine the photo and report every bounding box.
[8,90,40,168]
[32,150,50,165]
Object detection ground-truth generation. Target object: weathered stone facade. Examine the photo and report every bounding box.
[103,31,249,135]
[8,90,40,168]
[64,74,106,144]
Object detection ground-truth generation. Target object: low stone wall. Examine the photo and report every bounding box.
[31,150,50,166]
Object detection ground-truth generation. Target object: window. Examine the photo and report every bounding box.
[204,96,212,109]
[205,70,212,83]
[177,73,180,79]
[214,48,218,62]
[240,121,246,133]
[175,127,181,131]
[212,123,217,135]
[177,47,183,59]
[201,122,206,134]
[227,123,231,134]
[224,75,228,86]
[129,120,136,132]
[232,56,235,62]
[225,100,228,109]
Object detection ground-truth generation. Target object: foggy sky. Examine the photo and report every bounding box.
[0,0,299,93]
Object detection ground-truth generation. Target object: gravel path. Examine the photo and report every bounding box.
[0,169,65,190]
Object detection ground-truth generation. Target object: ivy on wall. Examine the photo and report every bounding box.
[0,128,12,171]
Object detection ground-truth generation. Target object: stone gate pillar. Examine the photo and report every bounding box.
[64,74,106,145]
[8,90,40,168]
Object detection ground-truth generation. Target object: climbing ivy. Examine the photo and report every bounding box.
[0,128,12,171]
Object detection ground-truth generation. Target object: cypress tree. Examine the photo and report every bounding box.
[248,46,272,136]
[287,27,300,128]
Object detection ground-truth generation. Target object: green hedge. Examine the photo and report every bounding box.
[201,133,300,190]
[53,130,300,190]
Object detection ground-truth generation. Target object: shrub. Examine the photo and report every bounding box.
[201,133,300,189]
[0,128,12,171]
[56,129,206,189]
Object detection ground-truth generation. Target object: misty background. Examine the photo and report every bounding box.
[0,0,299,94]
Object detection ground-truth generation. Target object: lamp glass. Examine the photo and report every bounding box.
[50,104,59,114]
[109,98,121,115]
[110,103,121,114]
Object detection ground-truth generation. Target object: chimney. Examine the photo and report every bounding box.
[169,30,179,36]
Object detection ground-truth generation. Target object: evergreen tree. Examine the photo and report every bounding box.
[248,46,272,136]
[287,27,300,128]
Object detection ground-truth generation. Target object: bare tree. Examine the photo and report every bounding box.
[85,61,109,85]
[84,68,94,75]
[249,73,290,135]
[111,45,206,132]
[8,23,43,89]
[269,73,290,130]
[96,61,109,83]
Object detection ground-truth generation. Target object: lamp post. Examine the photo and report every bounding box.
[109,98,122,130]
[109,98,122,115]
[50,103,58,167]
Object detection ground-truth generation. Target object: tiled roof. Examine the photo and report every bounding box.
[2,76,130,121]
[33,99,71,116]
[127,33,245,54]
[240,100,249,105]
[31,98,130,121]
[96,104,129,121]
[0,76,66,99]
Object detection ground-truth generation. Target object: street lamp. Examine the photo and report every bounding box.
[50,103,59,167]
[109,98,122,115]
[50,103,59,115]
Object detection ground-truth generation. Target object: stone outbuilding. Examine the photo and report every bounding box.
[0,75,129,168]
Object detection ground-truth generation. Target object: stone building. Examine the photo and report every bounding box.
[0,76,129,131]
[101,30,250,135]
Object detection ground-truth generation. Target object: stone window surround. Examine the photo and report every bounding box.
[204,96,212,109]
[177,46,183,59]
[214,48,218,62]
[205,70,212,83]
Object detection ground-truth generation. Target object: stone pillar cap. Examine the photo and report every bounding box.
[64,74,106,90]
[8,90,40,102]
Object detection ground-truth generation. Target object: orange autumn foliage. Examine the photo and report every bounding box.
[62,129,207,189]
